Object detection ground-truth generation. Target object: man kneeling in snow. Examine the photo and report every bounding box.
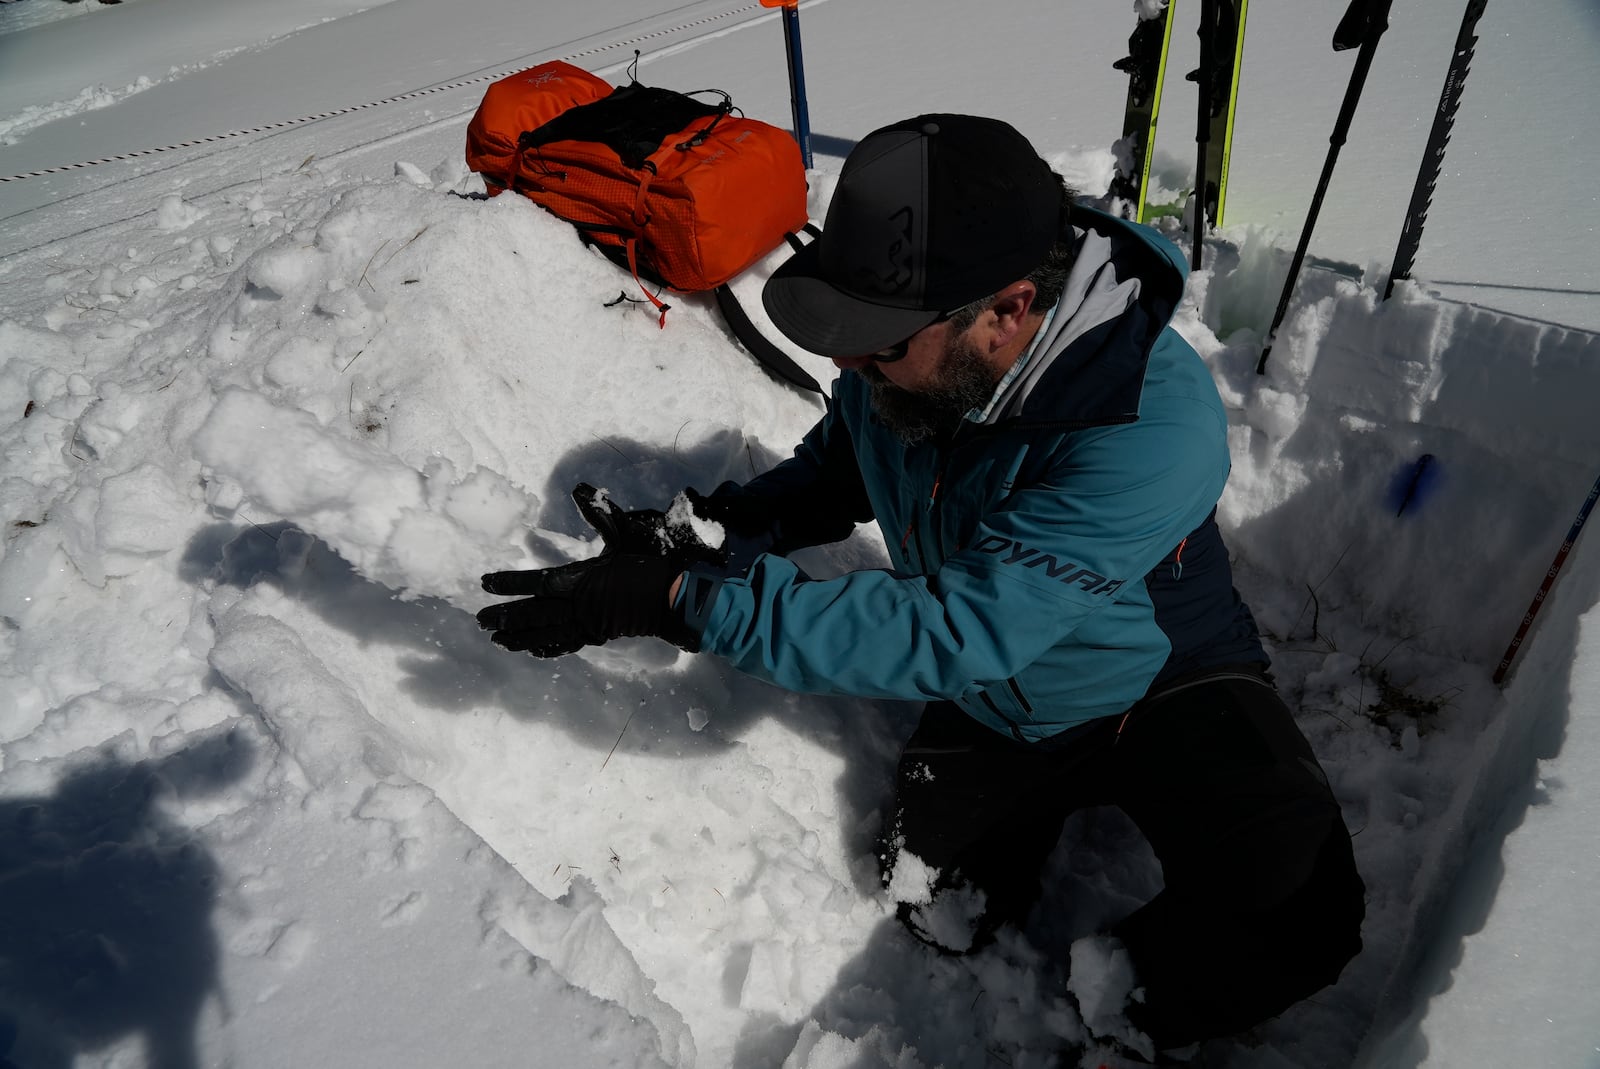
[477,114,1365,1051]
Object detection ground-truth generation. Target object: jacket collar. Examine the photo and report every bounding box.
[977,205,1187,428]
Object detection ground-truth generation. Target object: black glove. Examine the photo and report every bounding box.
[477,553,693,656]
[680,485,766,538]
[682,482,856,559]
[476,484,721,657]
[571,482,722,561]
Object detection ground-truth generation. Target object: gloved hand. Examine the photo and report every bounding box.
[571,482,724,562]
[680,485,766,538]
[681,482,854,560]
[477,553,693,656]
[476,484,721,657]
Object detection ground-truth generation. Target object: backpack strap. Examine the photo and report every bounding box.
[783,222,822,252]
[713,222,824,395]
[620,160,672,327]
[713,283,822,395]
[624,237,671,328]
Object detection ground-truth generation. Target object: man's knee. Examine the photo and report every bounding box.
[1120,815,1365,1047]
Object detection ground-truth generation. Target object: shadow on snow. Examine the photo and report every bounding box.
[0,729,255,1069]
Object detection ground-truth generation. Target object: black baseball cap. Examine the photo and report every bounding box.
[762,114,1064,358]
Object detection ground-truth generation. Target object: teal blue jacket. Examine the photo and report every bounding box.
[680,206,1266,741]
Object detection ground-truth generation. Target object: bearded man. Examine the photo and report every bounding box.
[477,114,1365,1053]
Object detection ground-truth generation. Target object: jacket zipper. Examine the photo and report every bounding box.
[979,692,1028,742]
[922,430,1032,740]
[1006,677,1034,717]
[924,436,954,561]
[899,447,951,570]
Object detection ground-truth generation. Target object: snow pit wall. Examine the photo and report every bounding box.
[1217,277,1600,671]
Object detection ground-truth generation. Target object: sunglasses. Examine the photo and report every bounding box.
[870,310,954,362]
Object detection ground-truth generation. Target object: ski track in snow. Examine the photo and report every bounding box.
[0,0,403,145]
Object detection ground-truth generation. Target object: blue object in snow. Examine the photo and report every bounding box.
[1387,453,1439,516]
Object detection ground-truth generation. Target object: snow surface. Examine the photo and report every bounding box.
[1,1,1597,1067]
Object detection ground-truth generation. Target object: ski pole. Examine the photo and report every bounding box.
[1256,0,1392,375]
[1492,472,1600,685]
[762,0,813,169]
[1190,0,1218,270]
[1383,0,1489,301]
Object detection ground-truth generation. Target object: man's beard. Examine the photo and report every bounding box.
[858,332,1000,445]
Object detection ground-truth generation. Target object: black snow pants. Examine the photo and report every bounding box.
[881,669,1365,1049]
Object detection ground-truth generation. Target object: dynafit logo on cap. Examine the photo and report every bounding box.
[854,206,915,296]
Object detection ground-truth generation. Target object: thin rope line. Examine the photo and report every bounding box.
[0,2,764,184]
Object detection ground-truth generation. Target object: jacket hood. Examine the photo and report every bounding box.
[980,205,1189,427]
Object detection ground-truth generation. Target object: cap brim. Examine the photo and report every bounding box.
[762,242,944,359]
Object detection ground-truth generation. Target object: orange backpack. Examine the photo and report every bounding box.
[465,61,810,324]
